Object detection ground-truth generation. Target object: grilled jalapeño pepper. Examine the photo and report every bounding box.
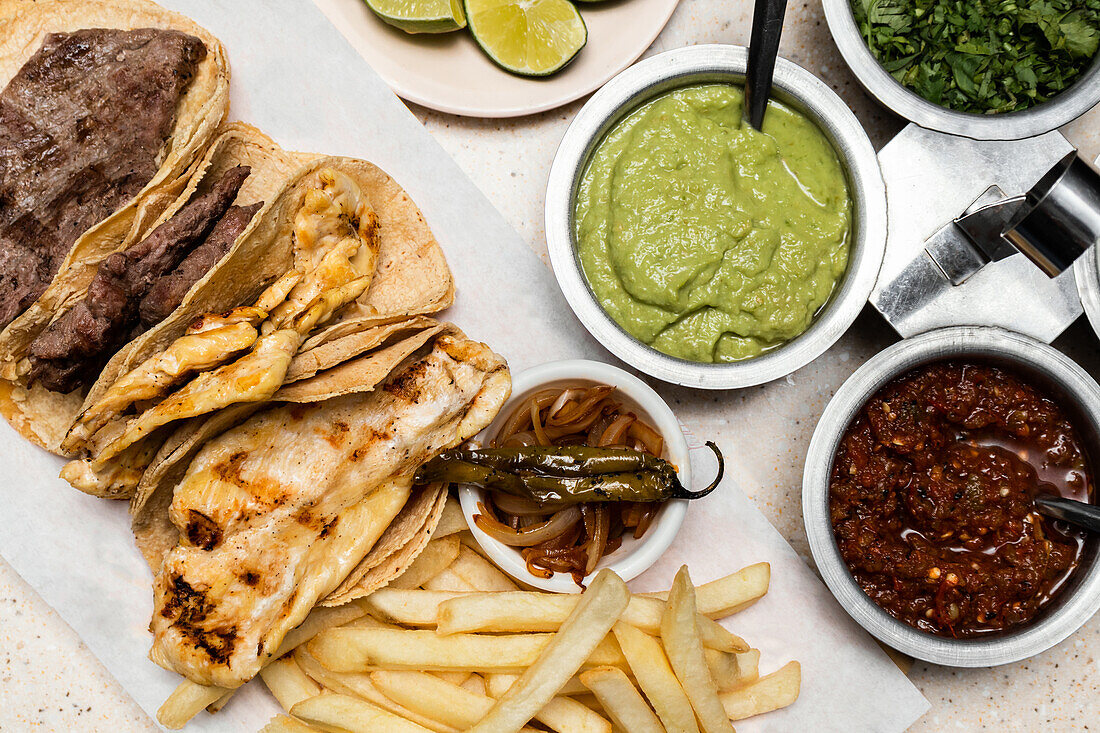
[415,442,723,504]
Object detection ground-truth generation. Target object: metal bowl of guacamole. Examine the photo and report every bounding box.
[823,0,1100,140]
[545,45,887,389]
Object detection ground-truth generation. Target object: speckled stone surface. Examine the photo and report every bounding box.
[2,0,1099,730]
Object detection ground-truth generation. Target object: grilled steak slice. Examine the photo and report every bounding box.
[0,28,207,329]
[139,201,262,328]
[27,166,250,393]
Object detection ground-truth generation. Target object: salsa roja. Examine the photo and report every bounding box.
[829,362,1090,637]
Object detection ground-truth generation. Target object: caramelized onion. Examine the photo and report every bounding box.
[482,384,669,585]
[474,505,582,547]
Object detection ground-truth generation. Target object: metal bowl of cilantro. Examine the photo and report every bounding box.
[824,0,1100,140]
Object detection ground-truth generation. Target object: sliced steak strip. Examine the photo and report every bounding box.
[139,201,263,328]
[27,166,250,393]
[0,28,207,328]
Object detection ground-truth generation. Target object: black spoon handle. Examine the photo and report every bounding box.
[1035,494,1100,535]
[744,0,789,130]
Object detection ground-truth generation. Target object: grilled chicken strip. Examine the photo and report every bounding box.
[149,332,510,688]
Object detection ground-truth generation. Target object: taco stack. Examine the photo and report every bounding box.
[61,158,503,691]
[0,0,512,708]
[0,0,234,449]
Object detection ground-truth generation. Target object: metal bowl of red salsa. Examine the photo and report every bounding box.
[804,326,1100,666]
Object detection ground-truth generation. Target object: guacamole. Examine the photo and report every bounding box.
[574,84,852,363]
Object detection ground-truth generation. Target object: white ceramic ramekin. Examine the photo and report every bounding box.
[458,359,690,593]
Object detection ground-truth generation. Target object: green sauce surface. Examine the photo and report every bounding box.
[574,84,852,363]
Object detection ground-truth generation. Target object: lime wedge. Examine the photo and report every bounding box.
[464,0,587,77]
[364,0,467,34]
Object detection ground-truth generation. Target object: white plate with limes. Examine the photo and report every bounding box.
[313,0,680,117]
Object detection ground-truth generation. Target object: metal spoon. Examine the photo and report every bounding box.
[744,0,789,130]
[1034,494,1100,534]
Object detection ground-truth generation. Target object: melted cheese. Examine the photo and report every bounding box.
[65,307,267,451]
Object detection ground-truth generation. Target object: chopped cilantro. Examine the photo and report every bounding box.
[851,0,1100,113]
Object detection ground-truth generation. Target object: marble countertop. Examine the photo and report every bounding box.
[2,0,1099,729]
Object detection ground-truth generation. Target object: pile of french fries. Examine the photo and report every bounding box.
[159,500,800,732]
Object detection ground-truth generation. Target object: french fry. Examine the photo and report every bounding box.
[158,681,228,730]
[369,670,542,733]
[279,603,370,657]
[704,648,762,691]
[362,588,466,626]
[260,656,322,713]
[719,661,801,721]
[436,592,747,651]
[424,566,480,592]
[486,670,608,733]
[486,674,611,733]
[343,613,402,630]
[259,714,328,733]
[449,546,519,591]
[372,670,492,729]
[308,628,624,673]
[434,671,472,686]
[205,690,233,714]
[487,672,589,697]
[462,673,488,696]
[294,647,458,733]
[468,568,629,733]
[662,567,734,733]
[735,650,760,685]
[528,695,612,733]
[570,693,606,715]
[645,563,770,618]
[613,622,699,733]
[389,535,462,590]
[484,673,517,698]
[579,666,665,733]
[291,692,435,733]
[432,495,468,538]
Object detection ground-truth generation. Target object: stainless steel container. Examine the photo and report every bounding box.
[803,326,1100,666]
[823,0,1100,140]
[545,45,887,389]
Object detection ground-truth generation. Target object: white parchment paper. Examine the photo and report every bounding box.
[0,1,929,730]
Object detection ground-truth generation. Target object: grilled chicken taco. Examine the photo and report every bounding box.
[0,122,303,452]
[147,328,508,689]
[59,156,454,497]
[0,0,231,361]
[130,316,454,568]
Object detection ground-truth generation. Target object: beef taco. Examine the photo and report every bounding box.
[0,0,231,360]
[0,123,302,452]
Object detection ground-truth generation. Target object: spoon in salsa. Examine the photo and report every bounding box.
[1034,494,1100,534]
[743,0,788,130]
